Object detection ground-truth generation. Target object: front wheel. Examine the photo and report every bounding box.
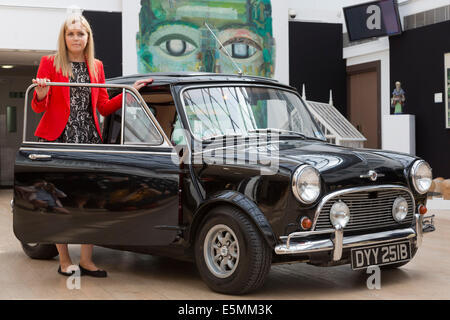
[195,206,272,295]
[21,242,58,260]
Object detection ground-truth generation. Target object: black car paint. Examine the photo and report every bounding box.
[187,138,422,239]
[13,73,426,263]
[14,144,180,246]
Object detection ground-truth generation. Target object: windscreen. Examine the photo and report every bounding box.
[182,86,324,140]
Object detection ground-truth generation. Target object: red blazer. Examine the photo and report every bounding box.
[31,55,122,141]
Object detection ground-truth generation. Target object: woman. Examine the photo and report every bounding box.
[32,14,152,277]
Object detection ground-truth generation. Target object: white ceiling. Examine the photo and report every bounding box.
[0,49,55,66]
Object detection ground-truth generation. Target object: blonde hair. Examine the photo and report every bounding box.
[53,14,97,80]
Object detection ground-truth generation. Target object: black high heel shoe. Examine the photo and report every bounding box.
[57,266,75,276]
[78,264,107,278]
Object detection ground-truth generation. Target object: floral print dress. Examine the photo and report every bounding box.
[39,62,101,143]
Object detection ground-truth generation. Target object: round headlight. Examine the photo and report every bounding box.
[330,201,350,228]
[292,165,321,204]
[392,197,408,222]
[410,160,432,194]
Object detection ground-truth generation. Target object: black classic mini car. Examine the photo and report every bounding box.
[13,73,435,294]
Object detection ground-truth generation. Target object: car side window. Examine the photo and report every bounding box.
[24,84,165,146]
[123,90,163,145]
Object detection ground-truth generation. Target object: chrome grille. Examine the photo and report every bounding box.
[314,189,415,232]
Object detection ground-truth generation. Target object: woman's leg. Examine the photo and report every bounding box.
[80,244,101,271]
[56,244,73,272]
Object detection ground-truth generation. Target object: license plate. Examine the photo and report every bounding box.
[351,241,411,270]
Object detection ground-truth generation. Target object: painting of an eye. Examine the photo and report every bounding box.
[222,38,261,59]
[159,39,196,57]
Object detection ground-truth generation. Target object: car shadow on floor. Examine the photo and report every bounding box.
[90,246,422,297]
[90,246,200,281]
[7,244,424,298]
[251,263,419,297]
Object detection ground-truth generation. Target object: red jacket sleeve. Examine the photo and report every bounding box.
[96,60,123,116]
[31,56,53,113]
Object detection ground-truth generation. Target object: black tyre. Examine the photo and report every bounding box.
[194,206,272,295]
[21,242,59,260]
[380,246,418,270]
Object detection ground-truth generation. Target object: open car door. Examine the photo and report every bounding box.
[13,82,182,247]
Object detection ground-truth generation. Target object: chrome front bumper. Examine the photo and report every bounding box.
[275,214,435,260]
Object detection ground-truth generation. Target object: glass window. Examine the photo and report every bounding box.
[182,86,325,141]
[25,84,164,145]
[123,91,163,145]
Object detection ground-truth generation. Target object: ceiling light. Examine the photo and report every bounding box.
[1,65,14,69]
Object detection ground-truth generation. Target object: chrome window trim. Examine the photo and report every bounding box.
[122,88,167,146]
[20,147,176,156]
[121,88,126,145]
[21,141,172,148]
[178,83,322,144]
[312,185,416,231]
[23,82,172,147]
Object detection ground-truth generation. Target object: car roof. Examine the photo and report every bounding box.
[106,72,296,91]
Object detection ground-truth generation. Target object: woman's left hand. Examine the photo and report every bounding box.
[132,78,153,91]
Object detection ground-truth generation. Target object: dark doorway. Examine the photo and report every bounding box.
[0,64,38,186]
[390,20,450,179]
[347,61,381,149]
[289,21,347,115]
[83,11,123,78]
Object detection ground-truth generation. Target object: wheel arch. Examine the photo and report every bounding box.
[187,191,277,249]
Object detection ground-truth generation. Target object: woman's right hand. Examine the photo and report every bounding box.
[32,78,50,101]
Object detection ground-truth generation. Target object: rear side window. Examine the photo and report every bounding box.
[123,91,162,145]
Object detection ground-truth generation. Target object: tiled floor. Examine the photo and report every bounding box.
[1,189,449,299]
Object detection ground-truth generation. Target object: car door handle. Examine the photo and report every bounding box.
[28,154,52,161]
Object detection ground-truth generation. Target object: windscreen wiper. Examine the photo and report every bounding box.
[202,133,244,142]
[247,128,307,139]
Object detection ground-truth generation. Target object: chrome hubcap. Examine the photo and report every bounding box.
[203,224,239,278]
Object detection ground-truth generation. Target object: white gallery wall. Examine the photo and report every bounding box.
[0,0,121,51]
[287,0,450,29]
[121,0,140,78]
[0,0,121,11]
